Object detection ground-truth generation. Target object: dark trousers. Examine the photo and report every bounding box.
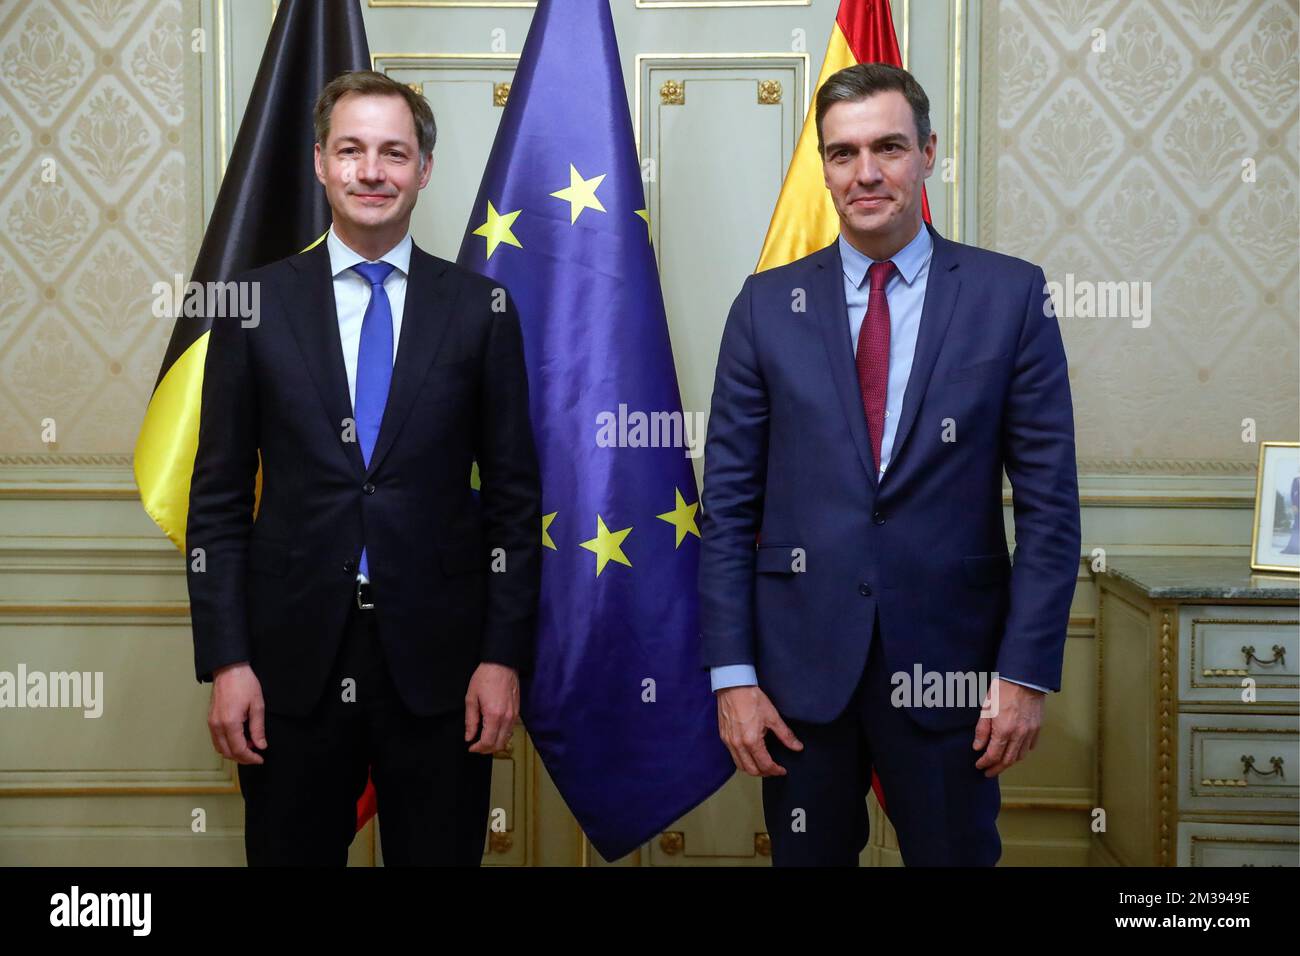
[762,611,1002,866]
[237,593,493,866]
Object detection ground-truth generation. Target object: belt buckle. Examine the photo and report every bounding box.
[355,579,374,611]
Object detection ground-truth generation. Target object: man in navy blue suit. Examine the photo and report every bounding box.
[699,63,1081,866]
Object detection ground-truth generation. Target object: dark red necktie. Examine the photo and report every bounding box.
[855,259,895,473]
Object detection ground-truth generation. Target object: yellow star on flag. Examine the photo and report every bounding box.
[541,511,558,551]
[578,514,632,576]
[656,488,700,548]
[635,208,651,240]
[472,201,523,259]
[549,164,607,224]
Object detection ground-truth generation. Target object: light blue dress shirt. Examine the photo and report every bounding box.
[710,223,1049,695]
[326,225,413,586]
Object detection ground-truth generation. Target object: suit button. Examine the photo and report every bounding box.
[872,511,885,525]
[343,559,357,575]
[362,482,376,495]
[859,583,872,597]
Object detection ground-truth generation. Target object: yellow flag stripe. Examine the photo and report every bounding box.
[755,23,858,273]
[133,332,209,552]
[133,229,327,552]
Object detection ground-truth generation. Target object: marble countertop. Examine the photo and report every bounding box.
[1098,556,1300,601]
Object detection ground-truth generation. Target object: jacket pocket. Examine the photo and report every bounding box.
[962,552,1012,587]
[755,544,803,574]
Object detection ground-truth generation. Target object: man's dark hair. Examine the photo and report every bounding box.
[314,69,437,166]
[815,62,931,156]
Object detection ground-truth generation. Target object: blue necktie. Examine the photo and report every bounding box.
[352,260,396,579]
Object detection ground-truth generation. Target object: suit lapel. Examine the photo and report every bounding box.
[363,244,457,478]
[813,241,879,494]
[286,242,366,476]
[884,220,960,485]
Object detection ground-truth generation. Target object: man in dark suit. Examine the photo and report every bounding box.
[186,70,541,866]
[699,63,1081,865]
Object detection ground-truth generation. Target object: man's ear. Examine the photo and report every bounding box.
[418,152,434,189]
[313,142,326,186]
[922,132,938,179]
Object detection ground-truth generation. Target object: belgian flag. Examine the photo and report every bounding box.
[133,0,370,549]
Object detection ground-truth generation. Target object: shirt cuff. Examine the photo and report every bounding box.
[710,664,758,692]
[1001,675,1050,694]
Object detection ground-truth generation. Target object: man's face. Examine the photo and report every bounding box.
[821,91,936,249]
[314,92,431,236]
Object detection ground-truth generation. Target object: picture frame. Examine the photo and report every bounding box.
[1250,440,1300,574]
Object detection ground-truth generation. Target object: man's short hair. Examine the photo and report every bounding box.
[815,62,931,156]
[314,69,437,165]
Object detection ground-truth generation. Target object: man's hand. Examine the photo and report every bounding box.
[717,684,803,776]
[208,661,266,765]
[973,678,1044,777]
[465,663,519,754]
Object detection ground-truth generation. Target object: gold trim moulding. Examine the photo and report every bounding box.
[0,604,191,617]
[369,1,536,8]
[635,1,811,7]
[999,800,1094,812]
[0,784,240,797]
[370,51,522,72]
[0,488,142,500]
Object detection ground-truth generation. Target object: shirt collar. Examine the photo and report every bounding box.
[326,223,412,279]
[838,220,932,289]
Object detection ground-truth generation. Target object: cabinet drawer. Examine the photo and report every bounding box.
[1178,713,1300,814]
[1177,822,1299,866]
[1179,605,1298,706]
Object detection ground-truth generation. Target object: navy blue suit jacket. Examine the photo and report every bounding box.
[699,221,1081,730]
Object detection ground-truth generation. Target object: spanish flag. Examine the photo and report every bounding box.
[756,0,929,273]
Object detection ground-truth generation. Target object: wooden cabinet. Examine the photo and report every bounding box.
[1094,557,1299,867]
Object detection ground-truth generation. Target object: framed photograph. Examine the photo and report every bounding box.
[1251,441,1300,573]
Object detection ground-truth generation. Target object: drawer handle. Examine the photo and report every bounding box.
[1241,754,1285,780]
[1242,644,1287,668]
[1201,755,1284,788]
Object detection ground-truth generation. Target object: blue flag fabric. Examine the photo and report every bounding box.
[457,0,733,861]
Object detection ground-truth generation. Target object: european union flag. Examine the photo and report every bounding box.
[457,0,733,861]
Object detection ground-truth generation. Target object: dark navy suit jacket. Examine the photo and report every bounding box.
[699,221,1081,730]
[186,241,542,718]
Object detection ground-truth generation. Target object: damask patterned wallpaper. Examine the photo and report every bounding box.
[0,0,196,458]
[984,0,1299,472]
[0,0,1295,471]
